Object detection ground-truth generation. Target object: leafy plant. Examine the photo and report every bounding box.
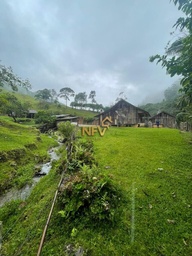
[0,62,31,91]
[71,140,96,168]
[58,121,77,142]
[58,166,122,222]
[150,0,192,117]
[67,158,83,172]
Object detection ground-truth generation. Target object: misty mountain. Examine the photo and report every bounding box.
[139,81,182,116]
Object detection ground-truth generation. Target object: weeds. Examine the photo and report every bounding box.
[58,165,122,222]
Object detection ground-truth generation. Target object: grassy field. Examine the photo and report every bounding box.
[0,127,192,255]
[91,127,192,255]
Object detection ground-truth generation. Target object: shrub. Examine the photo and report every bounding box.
[70,140,96,169]
[58,166,122,222]
[35,111,56,125]
[58,121,77,142]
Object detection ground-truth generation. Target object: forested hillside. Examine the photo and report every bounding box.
[139,82,182,116]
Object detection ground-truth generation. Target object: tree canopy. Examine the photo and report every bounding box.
[150,0,192,114]
[0,92,29,122]
[35,89,53,101]
[88,90,97,104]
[74,92,87,108]
[59,87,75,106]
[0,62,31,91]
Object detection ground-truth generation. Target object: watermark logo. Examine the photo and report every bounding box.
[81,116,112,137]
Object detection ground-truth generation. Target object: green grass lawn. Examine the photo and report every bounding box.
[0,127,192,255]
[92,127,192,255]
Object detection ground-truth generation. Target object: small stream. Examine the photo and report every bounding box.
[0,146,61,207]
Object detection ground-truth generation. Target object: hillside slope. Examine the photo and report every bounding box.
[0,88,96,119]
[0,117,58,194]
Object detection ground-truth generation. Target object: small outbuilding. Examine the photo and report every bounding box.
[94,99,150,127]
[150,111,176,128]
[55,114,80,126]
[27,110,37,118]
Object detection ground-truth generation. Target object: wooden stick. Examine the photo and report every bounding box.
[36,171,65,256]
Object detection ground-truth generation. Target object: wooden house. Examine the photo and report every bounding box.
[150,111,176,128]
[94,99,150,127]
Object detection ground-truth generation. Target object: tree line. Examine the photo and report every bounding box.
[34,87,104,112]
[0,61,105,121]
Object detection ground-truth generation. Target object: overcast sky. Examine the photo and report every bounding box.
[0,0,182,106]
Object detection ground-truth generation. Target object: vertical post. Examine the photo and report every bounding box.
[100,114,102,126]
[0,221,2,251]
[131,183,135,243]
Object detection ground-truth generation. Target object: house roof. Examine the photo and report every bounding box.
[95,99,150,117]
[150,111,175,119]
[61,116,78,120]
[55,114,70,118]
[28,109,37,114]
[55,115,79,121]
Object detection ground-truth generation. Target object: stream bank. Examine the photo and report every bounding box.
[0,146,61,207]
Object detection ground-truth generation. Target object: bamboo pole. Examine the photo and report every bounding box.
[36,171,65,256]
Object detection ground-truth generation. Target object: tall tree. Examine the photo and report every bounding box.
[50,89,58,103]
[89,90,97,104]
[116,92,127,102]
[0,92,28,122]
[0,62,31,91]
[149,0,192,111]
[35,89,52,101]
[59,87,75,106]
[74,92,87,109]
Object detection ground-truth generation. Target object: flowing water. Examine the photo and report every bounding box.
[0,146,61,207]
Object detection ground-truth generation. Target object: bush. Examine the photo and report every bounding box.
[60,139,96,173]
[70,140,96,169]
[35,111,56,125]
[57,133,123,224]
[58,121,77,142]
[58,166,122,222]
